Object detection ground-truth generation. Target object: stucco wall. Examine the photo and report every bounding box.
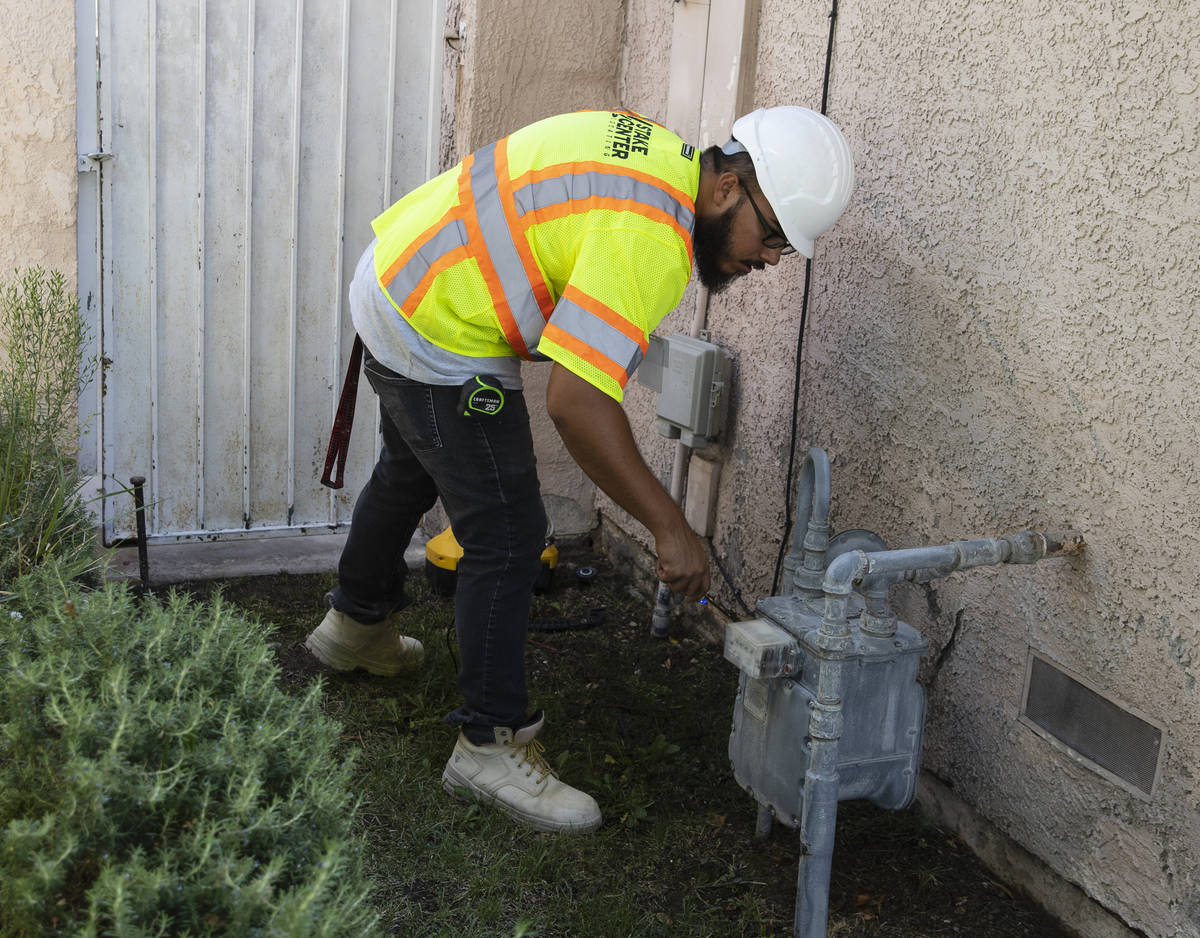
[446,0,627,537]
[618,1,1198,936]
[0,0,77,280]
[619,0,675,128]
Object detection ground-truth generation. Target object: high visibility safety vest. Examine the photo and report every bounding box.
[370,109,699,401]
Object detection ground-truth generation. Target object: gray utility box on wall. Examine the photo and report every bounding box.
[637,333,730,447]
[727,595,927,823]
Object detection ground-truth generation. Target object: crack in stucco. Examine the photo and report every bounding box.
[928,607,966,688]
[921,609,969,690]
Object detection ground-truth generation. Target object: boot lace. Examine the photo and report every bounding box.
[515,738,554,783]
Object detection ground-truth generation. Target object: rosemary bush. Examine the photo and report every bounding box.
[0,563,380,938]
[0,269,97,586]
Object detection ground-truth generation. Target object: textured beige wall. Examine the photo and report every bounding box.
[0,0,77,280]
[618,1,1199,936]
[619,0,675,127]
[452,0,625,152]
[447,0,626,536]
[611,0,714,570]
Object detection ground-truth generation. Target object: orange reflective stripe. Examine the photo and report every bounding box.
[561,284,647,353]
[380,205,460,288]
[542,322,629,388]
[525,197,693,253]
[494,138,555,319]
[403,244,471,312]
[458,153,531,358]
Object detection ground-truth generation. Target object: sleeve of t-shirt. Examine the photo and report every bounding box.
[536,226,690,402]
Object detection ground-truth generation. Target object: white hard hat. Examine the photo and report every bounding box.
[726,106,855,258]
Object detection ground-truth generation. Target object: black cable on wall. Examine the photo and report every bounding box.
[770,0,842,595]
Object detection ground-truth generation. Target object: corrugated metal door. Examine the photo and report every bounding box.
[78,0,445,543]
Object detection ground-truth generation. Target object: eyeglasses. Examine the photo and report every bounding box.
[739,180,795,255]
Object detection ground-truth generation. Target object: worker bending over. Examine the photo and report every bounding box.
[306,107,855,833]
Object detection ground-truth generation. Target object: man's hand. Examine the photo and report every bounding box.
[654,516,710,600]
[546,364,710,600]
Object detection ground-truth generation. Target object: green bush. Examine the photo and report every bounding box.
[0,268,98,587]
[0,465,97,591]
[0,564,381,938]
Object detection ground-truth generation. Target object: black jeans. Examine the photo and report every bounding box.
[329,354,546,740]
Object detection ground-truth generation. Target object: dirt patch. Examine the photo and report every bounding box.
[174,540,1075,938]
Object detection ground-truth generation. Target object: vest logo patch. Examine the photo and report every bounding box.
[606,110,654,160]
[681,144,695,161]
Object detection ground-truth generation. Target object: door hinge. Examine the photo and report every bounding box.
[78,151,114,172]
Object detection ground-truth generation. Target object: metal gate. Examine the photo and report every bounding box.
[76,0,445,543]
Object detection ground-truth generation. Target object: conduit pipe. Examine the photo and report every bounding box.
[650,284,713,637]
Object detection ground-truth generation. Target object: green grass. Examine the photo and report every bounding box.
[185,567,796,938]
[179,558,1074,938]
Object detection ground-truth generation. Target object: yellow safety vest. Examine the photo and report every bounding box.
[370,109,699,401]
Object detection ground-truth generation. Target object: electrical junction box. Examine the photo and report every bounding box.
[637,333,730,447]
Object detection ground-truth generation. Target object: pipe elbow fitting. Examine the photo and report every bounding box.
[1003,530,1047,564]
[823,549,865,595]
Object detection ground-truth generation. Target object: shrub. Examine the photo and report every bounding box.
[0,466,97,591]
[0,268,98,587]
[0,563,381,938]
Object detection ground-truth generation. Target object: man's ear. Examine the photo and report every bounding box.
[710,170,741,212]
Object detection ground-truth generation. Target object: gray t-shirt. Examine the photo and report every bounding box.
[349,240,525,389]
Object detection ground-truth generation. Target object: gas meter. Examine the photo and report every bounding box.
[726,447,1083,938]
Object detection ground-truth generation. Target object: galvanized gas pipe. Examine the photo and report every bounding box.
[783,448,832,596]
[792,528,1082,938]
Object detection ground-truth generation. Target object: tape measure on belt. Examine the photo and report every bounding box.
[459,375,505,417]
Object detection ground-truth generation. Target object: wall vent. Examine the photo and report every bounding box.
[1020,652,1165,799]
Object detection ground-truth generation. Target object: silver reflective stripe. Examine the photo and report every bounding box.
[354,242,523,388]
[381,217,468,307]
[548,295,645,383]
[469,142,546,359]
[513,171,695,234]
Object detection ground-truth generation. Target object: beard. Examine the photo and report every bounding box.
[692,198,742,294]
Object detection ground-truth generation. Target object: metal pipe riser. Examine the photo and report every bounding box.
[796,762,839,938]
[786,449,832,595]
[819,530,1081,638]
[789,448,831,556]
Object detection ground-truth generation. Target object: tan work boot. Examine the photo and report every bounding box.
[442,714,602,833]
[304,608,423,675]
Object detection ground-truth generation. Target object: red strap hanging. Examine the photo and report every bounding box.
[320,334,364,489]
